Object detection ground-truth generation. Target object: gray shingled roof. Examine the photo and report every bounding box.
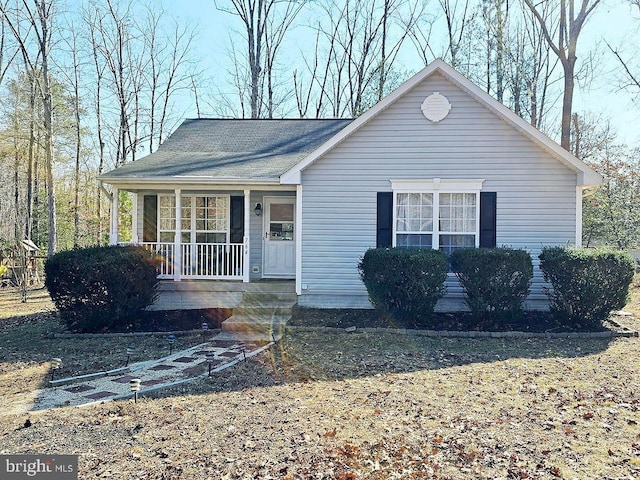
[99,118,353,182]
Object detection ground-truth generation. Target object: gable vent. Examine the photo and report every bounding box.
[421,92,451,123]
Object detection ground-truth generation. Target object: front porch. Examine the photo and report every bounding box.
[107,186,300,287]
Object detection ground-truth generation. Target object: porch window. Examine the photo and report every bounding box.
[195,196,228,243]
[391,179,483,252]
[158,194,229,243]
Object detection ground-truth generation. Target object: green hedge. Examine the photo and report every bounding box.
[451,247,533,323]
[45,245,160,332]
[358,248,447,326]
[538,247,635,328]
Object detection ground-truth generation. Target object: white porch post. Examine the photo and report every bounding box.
[243,189,251,283]
[109,186,119,245]
[174,189,182,281]
[131,192,139,244]
[295,184,302,295]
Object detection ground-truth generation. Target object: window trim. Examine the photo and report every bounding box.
[390,178,484,251]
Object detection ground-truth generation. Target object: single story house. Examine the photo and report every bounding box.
[99,59,603,311]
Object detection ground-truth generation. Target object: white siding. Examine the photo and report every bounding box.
[299,72,578,309]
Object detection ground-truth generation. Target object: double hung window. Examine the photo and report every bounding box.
[158,194,229,244]
[392,179,482,253]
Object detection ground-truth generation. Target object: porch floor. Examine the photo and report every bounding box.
[148,280,296,311]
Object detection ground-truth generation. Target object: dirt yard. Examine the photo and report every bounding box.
[0,284,639,479]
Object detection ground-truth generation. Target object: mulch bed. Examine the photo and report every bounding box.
[101,308,232,333]
[289,305,613,333]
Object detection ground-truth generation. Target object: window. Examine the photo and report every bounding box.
[396,193,433,248]
[195,196,228,243]
[438,193,476,255]
[158,194,229,244]
[391,179,483,253]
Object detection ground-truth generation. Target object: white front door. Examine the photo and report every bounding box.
[263,197,296,277]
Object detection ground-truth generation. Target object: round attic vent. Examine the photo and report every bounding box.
[421,92,451,123]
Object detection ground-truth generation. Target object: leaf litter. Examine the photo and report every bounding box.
[0,287,639,478]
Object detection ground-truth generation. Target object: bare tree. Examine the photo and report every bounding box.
[502,1,561,130]
[439,0,472,69]
[90,0,146,167]
[217,0,304,118]
[293,0,419,118]
[57,17,83,247]
[523,0,601,150]
[606,0,640,103]
[479,0,509,102]
[1,0,58,256]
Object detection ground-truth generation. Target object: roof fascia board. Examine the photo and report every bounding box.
[99,176,282,186]
[105,183,296,194]
[281,59,603,187]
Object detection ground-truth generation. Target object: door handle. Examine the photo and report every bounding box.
[265,232,269,238]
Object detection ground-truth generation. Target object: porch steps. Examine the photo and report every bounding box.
[221,283,297,340]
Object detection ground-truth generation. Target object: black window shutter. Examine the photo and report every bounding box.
[230,196,245,243]
[376,192,393,248]
[143,195,158,242]
[479,192,497,248]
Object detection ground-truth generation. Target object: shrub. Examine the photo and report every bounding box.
[45,245,159,332]
[358,248,447,326]
[451,247,533,323]
[538,246,635,328]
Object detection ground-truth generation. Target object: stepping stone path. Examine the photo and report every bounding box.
[30,338,268,410]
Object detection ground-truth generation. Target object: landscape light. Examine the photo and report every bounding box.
[201,322,208,341]
[206,352,216,377]
[125,345,135,367]
[129,378,141,403]
[50,358,62,381]
[167,334,176,355]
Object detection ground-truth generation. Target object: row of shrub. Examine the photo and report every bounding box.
[358,246,635,330]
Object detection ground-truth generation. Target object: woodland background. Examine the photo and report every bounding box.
[0,0,639,259]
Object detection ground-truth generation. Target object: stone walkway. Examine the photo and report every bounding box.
[29,336,271,411]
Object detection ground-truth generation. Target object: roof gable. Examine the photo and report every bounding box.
[280,59,602,186]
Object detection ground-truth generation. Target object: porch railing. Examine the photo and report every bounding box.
[141,242,245,279]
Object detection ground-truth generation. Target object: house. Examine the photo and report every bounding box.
[99,59,603,311]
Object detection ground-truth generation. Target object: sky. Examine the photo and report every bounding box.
[162,0,640,147]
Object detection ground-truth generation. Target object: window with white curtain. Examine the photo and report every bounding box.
[396,192,433,248]
[392,179,482,253]
[438,193,476,254]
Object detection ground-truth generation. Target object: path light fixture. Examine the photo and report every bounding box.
[167,334,176,355]
[242,347,246,362]
[130,378,141,403]
[206,352,216,377]
[125,345,135,367]
[50,358,62,381]
[201,322,209,341]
